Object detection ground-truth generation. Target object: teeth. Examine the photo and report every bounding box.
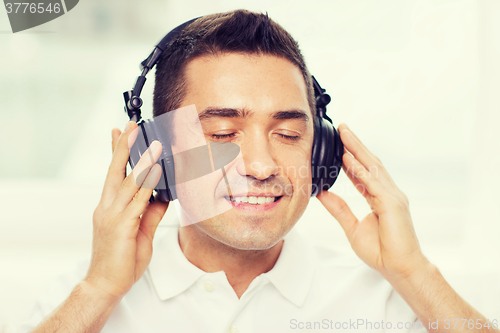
[228,196,279,204]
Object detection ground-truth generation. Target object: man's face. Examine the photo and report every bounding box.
[173,53,314,250]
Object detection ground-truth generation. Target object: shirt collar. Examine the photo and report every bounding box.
[263,228,316,307]
[148,222,316,307]
[149,223,206,301]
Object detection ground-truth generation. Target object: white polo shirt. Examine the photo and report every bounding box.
[17,224,427,333]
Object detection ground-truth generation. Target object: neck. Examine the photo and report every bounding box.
[178,225,283,299]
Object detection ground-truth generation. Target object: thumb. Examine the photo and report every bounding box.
[316,191,358,240]
[139,200,170,241]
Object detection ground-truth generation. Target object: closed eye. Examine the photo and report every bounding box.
[277,133,300,141]
[210,133,300,141]
[211,133,236,140]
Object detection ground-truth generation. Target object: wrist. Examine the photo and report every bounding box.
[386,259,441,300]
[79,279,125,306]
[384,254,437,288]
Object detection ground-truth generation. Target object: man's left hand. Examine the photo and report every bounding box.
[317,123,429,282]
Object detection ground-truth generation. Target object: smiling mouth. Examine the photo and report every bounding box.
[223,196,283,204]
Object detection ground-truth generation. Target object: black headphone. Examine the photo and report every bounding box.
[123,17,344,203]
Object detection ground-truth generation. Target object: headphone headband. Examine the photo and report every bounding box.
[124,17,200,122]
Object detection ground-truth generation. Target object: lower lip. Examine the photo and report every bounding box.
[224,196,283,212]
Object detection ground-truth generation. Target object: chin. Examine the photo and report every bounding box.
[220,234,283,251]
[196,214,293,251]
[214,236,282,251]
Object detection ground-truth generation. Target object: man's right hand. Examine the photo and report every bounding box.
[84,121,169,299]
[31,122,169,333]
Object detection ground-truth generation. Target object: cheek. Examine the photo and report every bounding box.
[292,162,312,198]
[174,171,228,226]
[279,147,312,191]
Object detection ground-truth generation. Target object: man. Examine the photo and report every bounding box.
[23,9,498,333]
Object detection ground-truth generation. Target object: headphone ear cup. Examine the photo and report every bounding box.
[128,120,176,202]
[311,117,325,196]
[310,117,344,197]
[327,125,343,188]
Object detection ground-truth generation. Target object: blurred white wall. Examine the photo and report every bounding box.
[1,0,499,329]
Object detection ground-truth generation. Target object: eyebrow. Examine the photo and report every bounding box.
[272,110,309,122]
[198,107,310,122]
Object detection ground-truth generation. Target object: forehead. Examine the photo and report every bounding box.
[180,53,311,118]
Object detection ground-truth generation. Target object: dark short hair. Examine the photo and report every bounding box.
[153,9,315,119]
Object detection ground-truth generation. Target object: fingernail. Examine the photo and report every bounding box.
[124,121,131,132]
[150,140,160,151]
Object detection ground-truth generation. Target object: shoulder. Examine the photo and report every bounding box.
[294,230,380,282]
[299,233,418,321]
[281,229,414,306]
[307,238,392,293]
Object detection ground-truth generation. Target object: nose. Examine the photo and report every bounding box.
[236,135,279,181]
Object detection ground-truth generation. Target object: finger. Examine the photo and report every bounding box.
[342,164,369,199]
[134,197,169,278]
[120,163,163,222]
[100,121,137,208]
[338,123,376,157]
[338,123,382,172]
[339,124,400,191]
[131,141,163,188]
[111,128,121,153]
[316,190,358,240]
[139,199,169,241]
[342,152,384,197]
[342,164,379,214]
[111,141,163,214]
